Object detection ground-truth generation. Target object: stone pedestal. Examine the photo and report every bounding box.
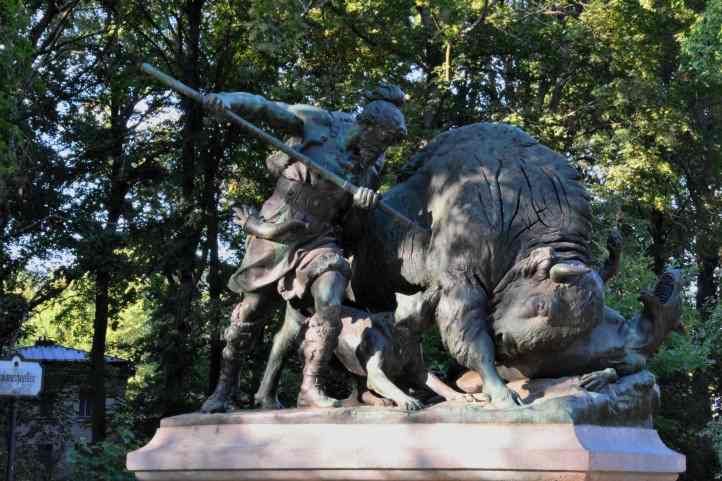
[126,407,685,481]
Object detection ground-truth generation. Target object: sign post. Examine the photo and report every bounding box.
[1,354,43,481]
[4,399,16,481]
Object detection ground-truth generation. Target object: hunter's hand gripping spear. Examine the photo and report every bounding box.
[140,63,425,232]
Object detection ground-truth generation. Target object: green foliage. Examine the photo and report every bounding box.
[705,420,722,479]
[682,0,722,86]
[0,0,30,169]
[25,277,148,357]
[68,407,144,481]
[651,300,722,378]
[4,0,722,478]
[604,251,658,319]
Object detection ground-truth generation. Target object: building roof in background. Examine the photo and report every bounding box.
[15,339,129,365]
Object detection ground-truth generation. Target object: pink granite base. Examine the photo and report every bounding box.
[126,410,685,481]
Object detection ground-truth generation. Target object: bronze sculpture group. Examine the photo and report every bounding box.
[195,84,684,415]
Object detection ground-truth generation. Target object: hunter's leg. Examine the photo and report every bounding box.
[254,303,304,409]
[436,281,520,409]
[201,288,277,413]
[297,271,346,408]
[311,270,346,312]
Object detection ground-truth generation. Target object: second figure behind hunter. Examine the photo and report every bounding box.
[200,85,407,413]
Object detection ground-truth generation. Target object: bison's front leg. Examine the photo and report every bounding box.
[436,281,521,409]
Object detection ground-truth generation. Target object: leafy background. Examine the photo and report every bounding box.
[0,0,721,479]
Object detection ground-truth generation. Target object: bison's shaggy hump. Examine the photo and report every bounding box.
[407,123,593,291]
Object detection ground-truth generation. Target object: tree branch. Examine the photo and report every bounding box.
[325,2,406,59]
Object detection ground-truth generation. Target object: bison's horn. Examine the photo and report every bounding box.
[549,261,591,283]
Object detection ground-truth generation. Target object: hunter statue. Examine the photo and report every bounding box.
[199,84,408,413]
[130,69,686,481]
[139,64,685,421]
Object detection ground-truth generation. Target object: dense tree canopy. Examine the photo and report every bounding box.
[1,0,721,479]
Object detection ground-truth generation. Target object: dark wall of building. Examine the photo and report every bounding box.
[0,362,132,481]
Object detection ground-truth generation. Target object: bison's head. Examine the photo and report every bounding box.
[491,247,605,360]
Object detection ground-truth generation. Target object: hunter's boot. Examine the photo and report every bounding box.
[200,312,255,413]
[200,353,239,413]
[297,306,343,408]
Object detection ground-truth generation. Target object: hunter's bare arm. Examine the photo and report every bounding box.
[232,205,309,241]
[203,92,303,135]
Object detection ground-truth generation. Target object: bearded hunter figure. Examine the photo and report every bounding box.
[200,85,407,413]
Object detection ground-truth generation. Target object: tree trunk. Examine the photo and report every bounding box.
[91,270,110,443]
[162,0,206,415]
[416,5,445,131]
[90,181,126,444]
[687,93,721,321]
[696,250,720,321]
[648,209,668,276]
[204,134,223,395]
[90,57,129,442]
[207,226,222,394]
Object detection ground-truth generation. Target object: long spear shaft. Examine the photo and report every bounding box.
[140,63,424,231]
